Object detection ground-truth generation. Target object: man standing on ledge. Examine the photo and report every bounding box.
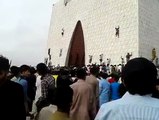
[95,57,159,120]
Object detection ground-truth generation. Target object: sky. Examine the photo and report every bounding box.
[0,0,59,66]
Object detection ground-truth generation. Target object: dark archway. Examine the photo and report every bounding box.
[66,21,85,67]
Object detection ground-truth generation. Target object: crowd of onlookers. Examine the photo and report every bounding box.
[1,55,159,120]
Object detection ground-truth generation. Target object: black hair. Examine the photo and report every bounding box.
[122,57,157,95]
[30,67,36,74]
[36,63,48,75]
[60,68,69,76]
[19,65,30,73]
[76,68,87,80]
[55,87,73,112]
[100,72,108,79]
[110,73,120,82]
[90,66,99,76]
[10,66,19,76]
[56,75,72,87]
[0,55,10,72]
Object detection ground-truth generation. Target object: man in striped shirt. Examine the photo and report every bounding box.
[95,58,159,120]
[36,63,55,113]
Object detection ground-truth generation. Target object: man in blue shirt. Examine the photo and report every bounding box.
[16,65,31,115]
[110,74,120,100]
[99,72,110,107]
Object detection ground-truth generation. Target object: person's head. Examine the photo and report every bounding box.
[110,73,119,82]
[36,63,48,76]
[10,66,19,77]
[76,68,87,80]
[100,72,108,79]
[56,75,72,87]
[0,55,10,84]
[122,57,157,95]
[90,66,99,76]
[60,68,69,76]
[20,65,31,78]
[30,67,36,75]
[55,87,73,113]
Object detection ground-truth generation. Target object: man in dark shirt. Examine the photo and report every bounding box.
[0,55,26,120]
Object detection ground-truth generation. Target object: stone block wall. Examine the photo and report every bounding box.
[47,0,139,66]
[139,0,159,61]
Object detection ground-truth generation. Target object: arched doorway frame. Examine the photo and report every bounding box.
[65,21,85,67]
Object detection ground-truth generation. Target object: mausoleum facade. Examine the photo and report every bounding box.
[47,0,159,66]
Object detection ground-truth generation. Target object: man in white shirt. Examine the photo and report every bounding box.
[95,57,159,120]
[30,75,41,118]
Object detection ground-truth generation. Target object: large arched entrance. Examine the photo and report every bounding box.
[66,21,85,67]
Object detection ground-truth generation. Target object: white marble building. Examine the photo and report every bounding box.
[47,0,159,66]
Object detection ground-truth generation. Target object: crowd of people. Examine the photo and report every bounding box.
[1,55,159,120]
